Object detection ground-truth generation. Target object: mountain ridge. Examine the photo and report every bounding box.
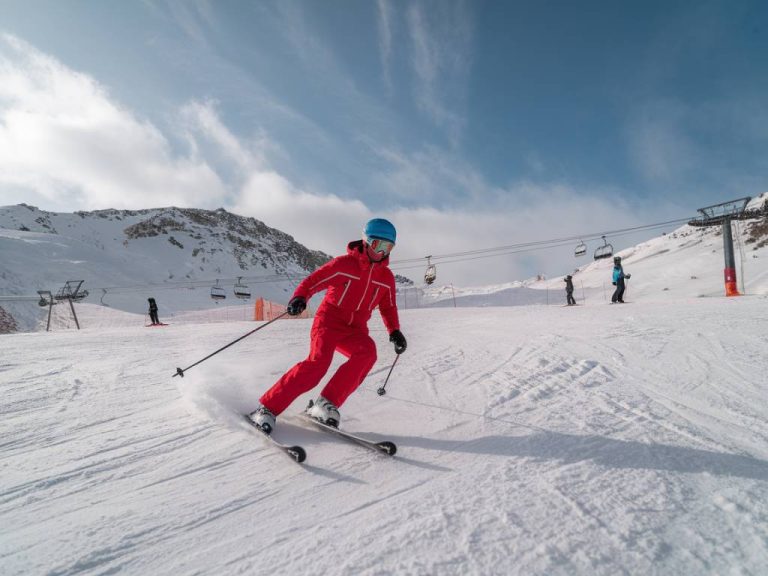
[0,204,333,330]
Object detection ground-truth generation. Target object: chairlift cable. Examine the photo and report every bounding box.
[390,216,695,265]
[391,219,692,272]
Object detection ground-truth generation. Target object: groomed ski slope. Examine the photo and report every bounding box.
[2,297,768,575]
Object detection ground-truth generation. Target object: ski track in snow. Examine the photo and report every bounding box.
[1,300,768,575]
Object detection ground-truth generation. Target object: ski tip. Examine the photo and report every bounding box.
[289,446,307,463]
[378,441,397,456]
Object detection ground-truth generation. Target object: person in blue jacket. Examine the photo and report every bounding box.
[611,257,631,303]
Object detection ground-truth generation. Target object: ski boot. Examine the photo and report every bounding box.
[248,406,276,435]
[306,397,341,428]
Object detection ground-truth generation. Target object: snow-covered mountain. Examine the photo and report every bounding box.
[0,204,333,330]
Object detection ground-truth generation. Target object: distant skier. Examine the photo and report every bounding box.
[248,218,407,434]
[564,275,576,305]
[147,297,160,325]
[611,257,631,303]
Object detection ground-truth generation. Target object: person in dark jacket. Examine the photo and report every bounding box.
[248,218,407,434]
[147,297,160,325]
[611,257,631,303]
[564,275,576,305]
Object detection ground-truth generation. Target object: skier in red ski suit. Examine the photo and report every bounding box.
[250,218,407,433]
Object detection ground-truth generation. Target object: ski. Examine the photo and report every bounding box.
[242,415,306,463]
[300,414,397,456]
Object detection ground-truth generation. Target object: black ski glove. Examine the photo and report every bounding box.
[389,330,407,355]
[287,296,306,316]
[625,274,631,279]
[612,282,617,286]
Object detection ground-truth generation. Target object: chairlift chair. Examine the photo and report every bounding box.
[593,236,614,260]
[574,240,587,257]
[424,256,437,285]
[234,277,251,299]
[37,290,52,307]
[55,280,88,302]
[210,279,227,300]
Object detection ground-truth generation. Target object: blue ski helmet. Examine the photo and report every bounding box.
[364,218,396,244]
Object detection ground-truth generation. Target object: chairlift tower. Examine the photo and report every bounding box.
[37,290,55,332]
[42,280,87,330]
[689,197,764,296]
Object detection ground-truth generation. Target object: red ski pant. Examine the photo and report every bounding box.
[259,317,377,415]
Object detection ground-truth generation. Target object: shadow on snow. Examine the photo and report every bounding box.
[390,431,768,481]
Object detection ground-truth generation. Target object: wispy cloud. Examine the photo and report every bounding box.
[626,94,768,201]
[406,0,473,146]
[153,0,217,45]
[626,100,697,184]
[376,0,394,95]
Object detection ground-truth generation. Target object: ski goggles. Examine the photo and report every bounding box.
[365,236,395,255]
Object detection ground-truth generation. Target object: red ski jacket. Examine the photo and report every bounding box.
[293,240,400,332]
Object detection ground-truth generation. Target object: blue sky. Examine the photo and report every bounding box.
[1,0,767,284]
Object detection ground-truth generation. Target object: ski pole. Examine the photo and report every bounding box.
[173,311,290,378]
[376,354,400,396]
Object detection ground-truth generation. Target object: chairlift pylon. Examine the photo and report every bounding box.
[424,256,437,285]
[574,240,587,257]
[593,235,614,261]
[210,279,226,300]
[234,277,251,299]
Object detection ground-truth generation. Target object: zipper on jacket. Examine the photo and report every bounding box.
[355,266,375,311]
[368,287,380,311]
[337,280,351,306]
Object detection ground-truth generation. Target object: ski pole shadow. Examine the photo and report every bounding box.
[386,431,768,481]
[302,464,368,484]
[392,455,453,472]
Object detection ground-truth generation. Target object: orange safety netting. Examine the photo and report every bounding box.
[254,297,311,321]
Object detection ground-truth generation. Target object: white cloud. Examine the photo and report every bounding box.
[0,34,227,211]
[233,171,371,252]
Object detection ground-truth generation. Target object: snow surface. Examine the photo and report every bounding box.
[2,197,768,574]
[2,296,768,575]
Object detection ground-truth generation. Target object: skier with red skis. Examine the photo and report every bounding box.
[248,218,407,434]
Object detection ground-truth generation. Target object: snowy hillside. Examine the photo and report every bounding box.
[2,297,768,575]
[0,204,331,330]
[416,193,768,308]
